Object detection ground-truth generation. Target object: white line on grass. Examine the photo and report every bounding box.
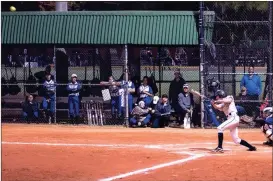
[98,154,205,181]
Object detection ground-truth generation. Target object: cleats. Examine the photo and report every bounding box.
[212,147,224,153]
[247,146,257,151]
[263,140,273,146]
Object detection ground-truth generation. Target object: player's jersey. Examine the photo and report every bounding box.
[265,116,273,125]
[221,95,238,116]
[119,81,135,107]
[67,81,81,97]
[109,84,119,97]
[43,79,56,97]
[139,85,152,98]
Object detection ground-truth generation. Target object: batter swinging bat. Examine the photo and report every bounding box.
[190,89,207,99]
[190,89,222,105]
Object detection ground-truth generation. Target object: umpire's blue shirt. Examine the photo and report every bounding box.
[240,74,262,96]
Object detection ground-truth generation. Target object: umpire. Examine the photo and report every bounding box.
[67,74,82,124]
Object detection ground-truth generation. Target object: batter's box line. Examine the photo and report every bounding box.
[98,154,206,181]
[2,141,271,153]
[2,141,271,152]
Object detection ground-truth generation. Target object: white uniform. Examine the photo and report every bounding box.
[215,95,241,144]
[119,88,125,107]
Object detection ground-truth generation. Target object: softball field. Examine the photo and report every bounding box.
[2,124,272,181]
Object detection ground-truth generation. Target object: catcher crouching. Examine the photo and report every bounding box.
[261,107,273,146]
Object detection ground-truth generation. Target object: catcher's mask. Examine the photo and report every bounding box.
[263,107,273,118]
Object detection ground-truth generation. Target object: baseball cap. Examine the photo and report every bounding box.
[71,74,77,78]
[183,84,189,88]
[153,96,160,104]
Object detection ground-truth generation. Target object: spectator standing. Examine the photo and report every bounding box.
[35,65,54,97]
[169,69,186,111]
[240,65,262,116]
[66,74,82,125]
[119,73,135,117]
[42,73,57,123]
[101,76,121,118]
[22,94,39,124]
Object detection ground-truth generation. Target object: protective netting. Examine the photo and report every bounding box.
[202,2,272,127]
[1,45,201,126]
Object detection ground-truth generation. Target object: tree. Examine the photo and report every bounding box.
[38,2,87,11]
[212,1,268,12]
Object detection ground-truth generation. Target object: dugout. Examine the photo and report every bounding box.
[1,11,215,124]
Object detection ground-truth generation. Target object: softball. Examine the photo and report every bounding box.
[10,6,16,12]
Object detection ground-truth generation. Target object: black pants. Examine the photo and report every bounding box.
[152,115,170,128]
[247,95,259,117]
[191,105,201,127]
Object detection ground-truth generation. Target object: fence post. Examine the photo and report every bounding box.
[124,45,129,127]
[54,45,57,124]
[268,1,273,106]
[199,1,205,128]
[55,2,67,124]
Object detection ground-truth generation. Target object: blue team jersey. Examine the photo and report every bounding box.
[43,79,56,96]
[67,81,82,97]
[121,80,135,96]
[265,116,273,125]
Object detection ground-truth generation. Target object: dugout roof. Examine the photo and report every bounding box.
[1,11,215,45]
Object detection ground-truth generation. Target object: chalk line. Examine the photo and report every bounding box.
[98,154,205,181]
[1,141,216,148]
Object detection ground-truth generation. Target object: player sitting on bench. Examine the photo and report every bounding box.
[22,94,39,124]
[151,94,171,128]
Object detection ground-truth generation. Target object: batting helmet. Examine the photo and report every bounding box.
[215,90,226,98]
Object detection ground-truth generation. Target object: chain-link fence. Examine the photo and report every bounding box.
[202,2,272,128]
[1,3,272,128]
[1,45,202,126]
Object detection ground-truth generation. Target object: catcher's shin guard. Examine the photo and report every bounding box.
[266,129,273,141]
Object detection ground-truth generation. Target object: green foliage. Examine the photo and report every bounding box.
[213,1,268,12]
[38,2,86,11]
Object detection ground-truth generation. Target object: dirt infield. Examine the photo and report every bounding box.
[2,124,272,181]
